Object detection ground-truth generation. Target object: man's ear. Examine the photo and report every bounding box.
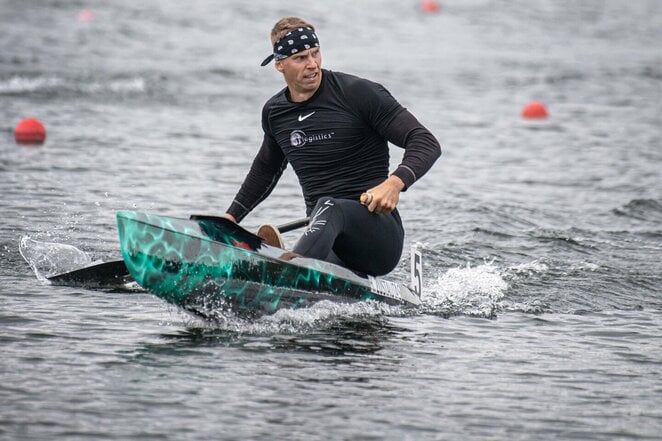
[275,61,284,73]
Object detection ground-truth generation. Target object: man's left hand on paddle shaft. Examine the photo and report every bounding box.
[361,175,405,214]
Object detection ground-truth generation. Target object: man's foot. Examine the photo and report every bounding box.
[257,224,284,248]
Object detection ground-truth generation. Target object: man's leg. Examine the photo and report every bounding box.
[292,197,404,276]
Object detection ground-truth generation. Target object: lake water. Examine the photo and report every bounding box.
[1,1,661,439]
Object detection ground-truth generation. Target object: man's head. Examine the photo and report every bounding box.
[262,17,323,102]
[260,17,319,66]
[270,16,315,46]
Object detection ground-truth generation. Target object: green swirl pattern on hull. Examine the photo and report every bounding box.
[116,211,421,315]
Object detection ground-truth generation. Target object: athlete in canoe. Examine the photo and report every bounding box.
[223,16,441,276]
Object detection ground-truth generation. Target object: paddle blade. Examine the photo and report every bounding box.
[47,259,132,287]
[256,224,284,248]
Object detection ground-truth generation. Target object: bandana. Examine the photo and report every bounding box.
[260,27,320,66]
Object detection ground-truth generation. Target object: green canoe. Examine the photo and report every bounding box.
[116,210,422,316]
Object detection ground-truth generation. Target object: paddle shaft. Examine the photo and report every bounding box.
[276,217,309,233]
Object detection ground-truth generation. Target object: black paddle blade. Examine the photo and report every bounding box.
[47,259,132,287]
[189,215,264,250]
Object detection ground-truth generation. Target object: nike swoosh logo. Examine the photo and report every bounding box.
[298,111,315,122]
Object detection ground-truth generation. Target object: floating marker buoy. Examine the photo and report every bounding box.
[15,118,47,145]
[421,0,441,13]
[78,9,96,22]
[521,101,549,119]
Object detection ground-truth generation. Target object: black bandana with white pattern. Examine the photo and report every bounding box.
[260,27,320,66]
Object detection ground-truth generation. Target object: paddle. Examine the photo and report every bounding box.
[46,215,310,286]
[47,259,133,286]
[257,218,309,247]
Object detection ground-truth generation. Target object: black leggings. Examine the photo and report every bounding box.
[293,197,404,276]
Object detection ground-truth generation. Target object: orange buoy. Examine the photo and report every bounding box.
[421,0,441,13]
[78,9,96,22]
[521,101,549,119]
[15,118,47,144]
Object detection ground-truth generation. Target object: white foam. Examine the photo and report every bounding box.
[424,261,508,317]
[0,76,63,93]
[509,259,550,275]
[192,299,402,335]
[0,75,146,94]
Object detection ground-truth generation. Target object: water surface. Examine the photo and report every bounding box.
[1,1,661,439]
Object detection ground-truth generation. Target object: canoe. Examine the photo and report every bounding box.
[116,210,422,316]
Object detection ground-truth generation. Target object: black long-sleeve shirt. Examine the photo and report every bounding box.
[227,69,441,221]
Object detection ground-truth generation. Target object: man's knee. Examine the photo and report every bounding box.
[310,197,340,220]
[307,197,340,234]
[313,196,337,209]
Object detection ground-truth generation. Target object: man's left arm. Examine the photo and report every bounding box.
[364,109,442,213]
[386,109,442,190]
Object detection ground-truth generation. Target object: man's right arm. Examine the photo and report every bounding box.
[225,134,287,223]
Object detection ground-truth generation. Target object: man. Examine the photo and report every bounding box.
[223,17,441,276]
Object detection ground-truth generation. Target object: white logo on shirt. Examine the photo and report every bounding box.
[298,111,315,122]
[289,130,335,147]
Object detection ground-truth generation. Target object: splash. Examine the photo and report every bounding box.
[177,298,404,336]
[257,300,404,332]
[423,262,508,318]
[19,236,92,280]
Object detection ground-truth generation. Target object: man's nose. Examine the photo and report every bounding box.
[305,55,318,68]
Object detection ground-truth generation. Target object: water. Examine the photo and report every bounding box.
[1,0,661,439]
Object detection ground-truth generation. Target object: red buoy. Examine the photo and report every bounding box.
[521,101,549,119]
[78,9,96,22]
[421,0,441,13]
[15,118,47,144]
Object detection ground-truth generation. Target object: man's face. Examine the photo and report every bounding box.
[275,47,322,100]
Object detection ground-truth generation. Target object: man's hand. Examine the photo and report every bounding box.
[222,213,237,223]
[360,175,405,214]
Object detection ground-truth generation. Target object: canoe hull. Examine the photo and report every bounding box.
[117,211,420,315]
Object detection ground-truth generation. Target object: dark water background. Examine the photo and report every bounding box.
[1,1,661,439]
